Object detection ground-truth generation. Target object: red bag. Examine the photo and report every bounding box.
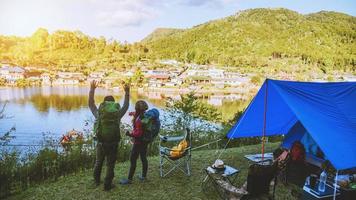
[290,141,305,162]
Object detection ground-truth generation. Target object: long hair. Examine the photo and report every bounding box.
[132,100,148,124]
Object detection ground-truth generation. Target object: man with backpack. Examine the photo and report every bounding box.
[89,80,129,191]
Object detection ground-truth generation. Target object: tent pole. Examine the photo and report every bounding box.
[262,79,268,161]
[333,170,338,200]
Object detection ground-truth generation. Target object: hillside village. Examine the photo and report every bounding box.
[0,60,243,86]
[2,60,356,87]
[1,59,356,106]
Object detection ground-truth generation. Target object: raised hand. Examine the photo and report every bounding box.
[125,131,131,137]
[123,82,130,93]
[90,80,98,90]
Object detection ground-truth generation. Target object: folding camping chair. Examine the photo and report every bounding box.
[159,128,192,177]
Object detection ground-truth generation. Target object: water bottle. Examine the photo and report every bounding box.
[318,170,327,192]
[305,176,310,186]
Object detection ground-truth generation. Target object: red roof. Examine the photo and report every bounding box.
[149,74,170,79]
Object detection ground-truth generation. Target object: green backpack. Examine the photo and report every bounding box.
[94,101,121,143]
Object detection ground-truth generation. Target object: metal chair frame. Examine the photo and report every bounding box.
[159,128,192,177]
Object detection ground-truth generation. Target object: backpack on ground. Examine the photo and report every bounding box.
[170,139,188,158]
[94,101,121,143]
[140,108,160,143]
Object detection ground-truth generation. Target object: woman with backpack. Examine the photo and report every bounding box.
[120,100,149,185]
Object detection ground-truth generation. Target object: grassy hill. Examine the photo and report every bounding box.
[145,8,355,73]
[1,8,354,76]
[141,28,184,43]
[7,143,300,200]
[0,29,148,71]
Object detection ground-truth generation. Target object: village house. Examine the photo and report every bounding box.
[148,74,171,87]
[24,71,42,82]
[208,68,225,79]
[0,66,26,84]
[212,77,250,87]
[102,77,117,88]
[186,69,207,77]
[343,74,356,82]
[167,77,183,87]
[145,70,171,87]
[87,72,105,84]
[224,72,246,78]
[184,68,223,86]
[52,72,85,85]
[185,75,211,85]
[41,73,52,85]
[159,59,180,66]
[278,71,295,80]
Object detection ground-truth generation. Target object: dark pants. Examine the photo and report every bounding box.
[128,143,148,180]
[93,142,118,187]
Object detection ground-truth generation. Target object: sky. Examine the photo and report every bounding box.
[0,0,355,43]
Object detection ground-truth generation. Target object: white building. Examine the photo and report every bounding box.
[208,68,225,79]
[0,66,25,83]
[53,72,85,85]
[41,73,51,85]
[87,72,105,83]
[343,75,356,82]
[159,59,180,66]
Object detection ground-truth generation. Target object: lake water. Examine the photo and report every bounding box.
[0,86,245,146]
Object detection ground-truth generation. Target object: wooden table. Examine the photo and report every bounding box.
[202,165,240,199]
[244,152,274,165]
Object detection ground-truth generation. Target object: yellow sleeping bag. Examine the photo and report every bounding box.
[170,139,188,158]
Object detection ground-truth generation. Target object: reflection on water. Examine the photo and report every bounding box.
[29,94,87,113]
[0,86,246,145]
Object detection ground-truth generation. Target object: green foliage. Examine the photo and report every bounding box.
[141,28,183,43]
[7,143,300,200]
[169,92,221,122]
[250,75,262,85]
[0,103,15,146]
[0,135,95,198]
[327,75,334,82]
[1,8,354,76]
[15,78,31,87]
[0,29,149,71]
[145,8,355,72]
[160,92,225,147]
[131,68,145,87]
[0,78,5,86]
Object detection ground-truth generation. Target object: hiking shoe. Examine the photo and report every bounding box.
[291,189,302,199]
[137,175,146,182]
[119,178,132,185]
[104,183,115,191]
[95,181,101,186]
[88,181,100,189]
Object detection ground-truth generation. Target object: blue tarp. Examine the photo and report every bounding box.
[227,79,356,170]
[282,122,318,156]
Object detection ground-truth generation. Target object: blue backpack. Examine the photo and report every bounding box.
[140,109,160,143]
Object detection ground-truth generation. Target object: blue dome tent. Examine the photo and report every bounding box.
[227,79,356,171]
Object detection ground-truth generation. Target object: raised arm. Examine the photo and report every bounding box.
[118,83,130,119]
[88,81,99,118]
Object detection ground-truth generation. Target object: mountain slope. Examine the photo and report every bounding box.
[144,8,355,72]
[141,28,183,43]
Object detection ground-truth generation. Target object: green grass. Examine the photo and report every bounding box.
[7,143,299,200]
